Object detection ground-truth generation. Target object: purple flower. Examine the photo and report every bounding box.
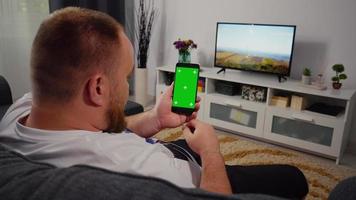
[173,39,197,51]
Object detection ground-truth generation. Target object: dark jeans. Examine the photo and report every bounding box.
[163,139,309,199]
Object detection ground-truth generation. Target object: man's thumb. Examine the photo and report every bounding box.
[182,125,192,140]
[164,82,174,100]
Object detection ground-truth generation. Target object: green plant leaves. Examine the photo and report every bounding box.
[339,74,347,80]
[332,76,339,82]
[332,64,345,73]
[303,68,311,76]
[331,64,347,83]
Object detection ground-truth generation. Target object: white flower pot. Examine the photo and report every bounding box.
[134,68,148,106]
[302,75,311,85]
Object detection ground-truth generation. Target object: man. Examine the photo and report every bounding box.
[0,7,308,198]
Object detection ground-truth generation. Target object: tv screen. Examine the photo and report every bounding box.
[214,23,296,76]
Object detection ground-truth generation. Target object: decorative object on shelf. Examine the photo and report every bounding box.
[331,64,348,89]
[300,73,328,90]
[215,80,240,96]
[173,39,197,63]
[307,73,327,90]
[306,103,345,117]
[301,67,312,85]
[315,74,325,86]
[134,0,157,105]
[291,95,307,111]
[198,78,205,93]
[271,96,290,108]
[241,85,267,102]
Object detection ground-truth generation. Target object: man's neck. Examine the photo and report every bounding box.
[25,101,101,132]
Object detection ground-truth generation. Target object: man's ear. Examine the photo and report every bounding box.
[86,74,108,106]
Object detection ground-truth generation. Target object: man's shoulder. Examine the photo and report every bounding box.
[85,131,158,150]
[0,93,32,130]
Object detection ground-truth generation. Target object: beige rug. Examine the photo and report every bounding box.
[154,127,356,200]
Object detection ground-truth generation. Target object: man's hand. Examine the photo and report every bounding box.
[183,119,232,195]
[182,119,219,156]
[153,83,200,131]
[126,84,200,138]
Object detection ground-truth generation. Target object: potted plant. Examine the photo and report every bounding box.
[302,67,312,85]
[173,39,197,63]
[134,0,156,105]
[331,64,348,89]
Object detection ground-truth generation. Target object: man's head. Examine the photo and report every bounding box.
[30,7,133,132]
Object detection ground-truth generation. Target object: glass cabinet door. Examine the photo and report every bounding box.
[210,103,257,129]
[205,95,265,137]
[271,116,333,146]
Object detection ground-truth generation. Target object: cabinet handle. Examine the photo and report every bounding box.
[225,100,242,109]
[292,113,314,123]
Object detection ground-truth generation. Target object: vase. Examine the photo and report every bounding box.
[178,50,191,63]
[301,75,311,85]
[332,82,342,89]
[134,67,148,106]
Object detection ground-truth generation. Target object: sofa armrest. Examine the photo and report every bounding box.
[124,100,144,116]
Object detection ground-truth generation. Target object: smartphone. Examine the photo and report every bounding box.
[171,63,200,115]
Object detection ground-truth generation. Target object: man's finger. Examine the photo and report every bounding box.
[182,125,193,139]
[190,113,197,121]
[179,114,187,124]
[194,103,200,112]
[186,119,198,127]
[196,96,201,103]
[186,113,196,122]
[164,82,174,100]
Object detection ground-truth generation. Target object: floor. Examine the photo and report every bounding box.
[215,128,356,169]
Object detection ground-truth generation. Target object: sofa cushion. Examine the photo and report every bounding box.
[0,144,286,200]
[328,176,356,200]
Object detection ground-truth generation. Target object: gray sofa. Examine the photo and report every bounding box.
[0,75,13,120]
[0,144,285,200]
[0,144,355,200]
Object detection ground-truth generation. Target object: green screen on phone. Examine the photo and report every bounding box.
[172,66,199,109]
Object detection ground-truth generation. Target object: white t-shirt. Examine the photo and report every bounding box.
[0,93,200,188]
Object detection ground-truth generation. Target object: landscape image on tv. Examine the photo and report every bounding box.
[215,23,295,75]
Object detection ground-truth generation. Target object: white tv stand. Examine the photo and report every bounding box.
[156,66,356,164]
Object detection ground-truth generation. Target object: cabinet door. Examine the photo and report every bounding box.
[205,95,265,137]
[264,107,344,157]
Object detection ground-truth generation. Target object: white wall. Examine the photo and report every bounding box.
[0,0,49,100]
[147,0,356,154]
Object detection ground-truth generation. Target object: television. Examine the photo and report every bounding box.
[214,22,296,77]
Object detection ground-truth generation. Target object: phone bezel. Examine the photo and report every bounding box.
[171,63,200,115]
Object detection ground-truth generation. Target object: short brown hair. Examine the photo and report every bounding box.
[31,7,122,102]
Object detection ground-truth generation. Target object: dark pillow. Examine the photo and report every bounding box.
[0,144,285,200]
[0,105,10,121]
